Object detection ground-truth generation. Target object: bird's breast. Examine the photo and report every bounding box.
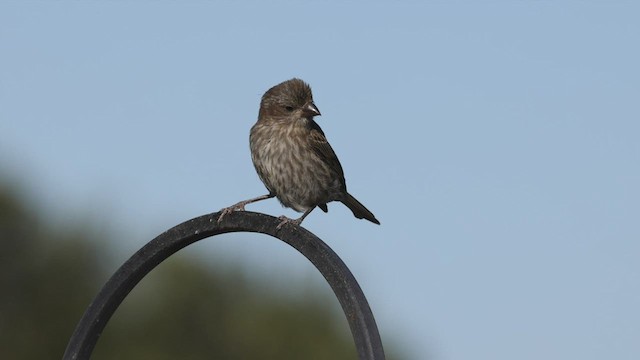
[249,121,342,212]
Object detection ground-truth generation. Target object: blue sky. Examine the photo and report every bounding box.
[1,2,639,359]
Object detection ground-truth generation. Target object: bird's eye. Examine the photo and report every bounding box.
[285,106,294,112]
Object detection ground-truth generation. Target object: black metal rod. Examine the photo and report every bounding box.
[62,211,385,360]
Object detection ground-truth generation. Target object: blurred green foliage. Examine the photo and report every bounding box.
[0,183,398,359]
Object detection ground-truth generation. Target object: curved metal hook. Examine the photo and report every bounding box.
[62,211,385,360]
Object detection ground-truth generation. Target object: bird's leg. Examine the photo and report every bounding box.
[218,193,275,223]
[276,207,315,229]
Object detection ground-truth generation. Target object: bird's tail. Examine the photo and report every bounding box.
[341,193,380,225]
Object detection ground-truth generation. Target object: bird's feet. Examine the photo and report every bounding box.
[217,194,275,223]
[276,215,303,230]
[217,201,249,223]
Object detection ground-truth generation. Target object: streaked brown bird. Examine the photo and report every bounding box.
[220,78,379,228]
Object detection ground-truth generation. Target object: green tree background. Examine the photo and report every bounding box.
[0,178,404,359]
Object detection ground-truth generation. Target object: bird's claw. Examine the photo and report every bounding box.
[217,203,246,223]
[276,215,301,230]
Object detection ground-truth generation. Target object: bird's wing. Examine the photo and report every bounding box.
[308,121,346,183]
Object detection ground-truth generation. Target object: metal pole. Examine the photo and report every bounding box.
[63,211,385,360]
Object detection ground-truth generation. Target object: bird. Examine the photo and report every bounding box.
[219,78,379,229]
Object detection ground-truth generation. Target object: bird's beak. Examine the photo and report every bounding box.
[303,102,321,117]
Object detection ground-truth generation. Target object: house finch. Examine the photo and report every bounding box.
[220,78,379,228]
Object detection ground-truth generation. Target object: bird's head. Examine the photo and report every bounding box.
[259,78,321,120]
